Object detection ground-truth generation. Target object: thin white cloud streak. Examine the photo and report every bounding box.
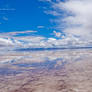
[37,26,45,29]
[0,8,16,11]
[0,30,37,37]
[3,16,8,21]
[39,0,52,2]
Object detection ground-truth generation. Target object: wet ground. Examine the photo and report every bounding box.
[0,49,92,92]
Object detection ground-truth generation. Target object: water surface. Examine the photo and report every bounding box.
[0,49,92,92]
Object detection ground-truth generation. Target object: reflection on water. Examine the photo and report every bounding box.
[0,49,92,92]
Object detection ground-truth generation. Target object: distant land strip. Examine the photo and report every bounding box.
[15,47,92,51]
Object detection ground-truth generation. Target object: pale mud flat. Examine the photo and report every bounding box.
[0,49,92,92]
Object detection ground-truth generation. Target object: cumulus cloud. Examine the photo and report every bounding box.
[0,35,92,49]
[42,0,92,46]
[53,30,61,37]
[55,0,92,39]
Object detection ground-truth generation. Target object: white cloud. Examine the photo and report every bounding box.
[37,26,45,29]
[53,30,61,37]
[39,0,52,2]
[0,38,14,46]
[42,0,92,46]
[0,30,37,37]
[0,34,92,49]
[3,16,8,21]
[44,10,60,16]
[0,8,16,11]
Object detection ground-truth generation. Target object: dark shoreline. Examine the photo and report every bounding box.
[15,47,92,51]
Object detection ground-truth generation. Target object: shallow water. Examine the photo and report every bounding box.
[0,49,92,92]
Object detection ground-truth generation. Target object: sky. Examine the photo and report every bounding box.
[0,0,56,37]
[0,0,92,48]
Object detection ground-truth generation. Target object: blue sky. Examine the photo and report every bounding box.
[0,0,57,38]
[0,0,92,48]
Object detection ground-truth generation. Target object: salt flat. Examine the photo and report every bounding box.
[0,49,92,92]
